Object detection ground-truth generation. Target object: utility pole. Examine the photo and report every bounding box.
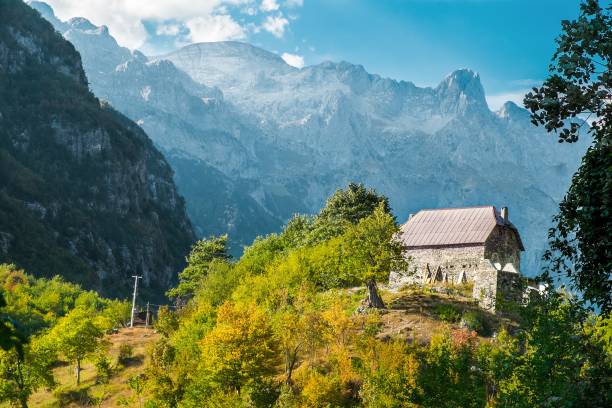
[130,275,142,328]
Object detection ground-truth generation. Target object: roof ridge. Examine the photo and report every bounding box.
[417,205,494,212]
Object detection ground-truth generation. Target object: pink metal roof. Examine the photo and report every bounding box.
[399,206,515,248]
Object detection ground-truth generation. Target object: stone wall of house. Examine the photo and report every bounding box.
[472,269,498,311]
[484,225,522,273]
[474,226,523,311]
[472,269,524,311]
[389,245,489,288]
[389,227,524,312]
[496,270,525,306]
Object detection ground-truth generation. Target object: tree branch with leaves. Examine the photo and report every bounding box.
[524,0,611,313]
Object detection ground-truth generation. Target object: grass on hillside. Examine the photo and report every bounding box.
[27,327,158,408]
[378,284,518,342]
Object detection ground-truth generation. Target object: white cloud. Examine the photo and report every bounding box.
[44,0,253,48]
[260,0,280,12]
[156,23,181,36]
[285,0,303,7]
[186,15,246,43]
[43,0,303,50]
[281,52,304,68]
[262,14,289,38]
[486,89,529,111]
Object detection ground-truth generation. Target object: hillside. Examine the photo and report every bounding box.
[27,327,159,408]
[24,288,512,408]
[115,186,610,407]
[2,185,609,407]
[0,0,195,300]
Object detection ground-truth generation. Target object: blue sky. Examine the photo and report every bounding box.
[44,0,586,109]
[282,0,582,104]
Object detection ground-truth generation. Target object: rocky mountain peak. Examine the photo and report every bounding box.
[66,17,98,31]
[496,100,530,121]
[436,68,488,114]
[157,41,295,89]
[27,1,66,32]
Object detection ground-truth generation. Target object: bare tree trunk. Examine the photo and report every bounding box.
[285,346,299,386]
[366,280,386,309]
[19,395,28,408]
[75,359,81,385]
[16,357,29,408]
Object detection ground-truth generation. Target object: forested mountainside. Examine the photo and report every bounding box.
[30,2,587,272]
[0,0,195,300]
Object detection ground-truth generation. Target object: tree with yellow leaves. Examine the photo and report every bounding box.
[199,302,278,396]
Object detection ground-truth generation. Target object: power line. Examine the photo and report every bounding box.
[148,303,179,309]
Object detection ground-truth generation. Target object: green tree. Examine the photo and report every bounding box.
[0,292,23,356]
[0,291,36,408]
[319,183,392,224]
[273,287,325,387]
[167,235,231,301]
[476,330,520,403]
[127,374,146,408]
[101,299,132,328]
[46,308,105,385]
[309,183,392,244]
[0,337,55,408]
[493,293,612,407]
[524,0,611,313]
[342,203,409,308]
[154,306,179,338]
[359,339,422,407]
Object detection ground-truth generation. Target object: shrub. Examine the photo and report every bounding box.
[461,311,493,336]
[434,304,462,323]
[117,343,134,365]
[300,370,344,407]
[275,384,299,407]
[94,354,112,384]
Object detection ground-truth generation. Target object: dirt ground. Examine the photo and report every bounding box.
[378,287,516,343]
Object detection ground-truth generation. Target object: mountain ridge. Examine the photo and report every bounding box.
[28,2,588,273]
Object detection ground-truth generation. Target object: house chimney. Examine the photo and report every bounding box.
[501,207,509,224]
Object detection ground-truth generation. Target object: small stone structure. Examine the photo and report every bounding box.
[389,206,524,312]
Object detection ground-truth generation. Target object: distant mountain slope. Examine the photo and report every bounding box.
[0,0,195,300]
[158,44,587,273]
[30,2,587,274]
[28,2,292,251]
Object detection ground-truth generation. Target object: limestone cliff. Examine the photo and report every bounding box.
[0,0,195,300]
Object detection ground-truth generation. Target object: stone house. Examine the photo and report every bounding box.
[389,206,524,311]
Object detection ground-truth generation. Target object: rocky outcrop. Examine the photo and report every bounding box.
[0,0,194,300]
